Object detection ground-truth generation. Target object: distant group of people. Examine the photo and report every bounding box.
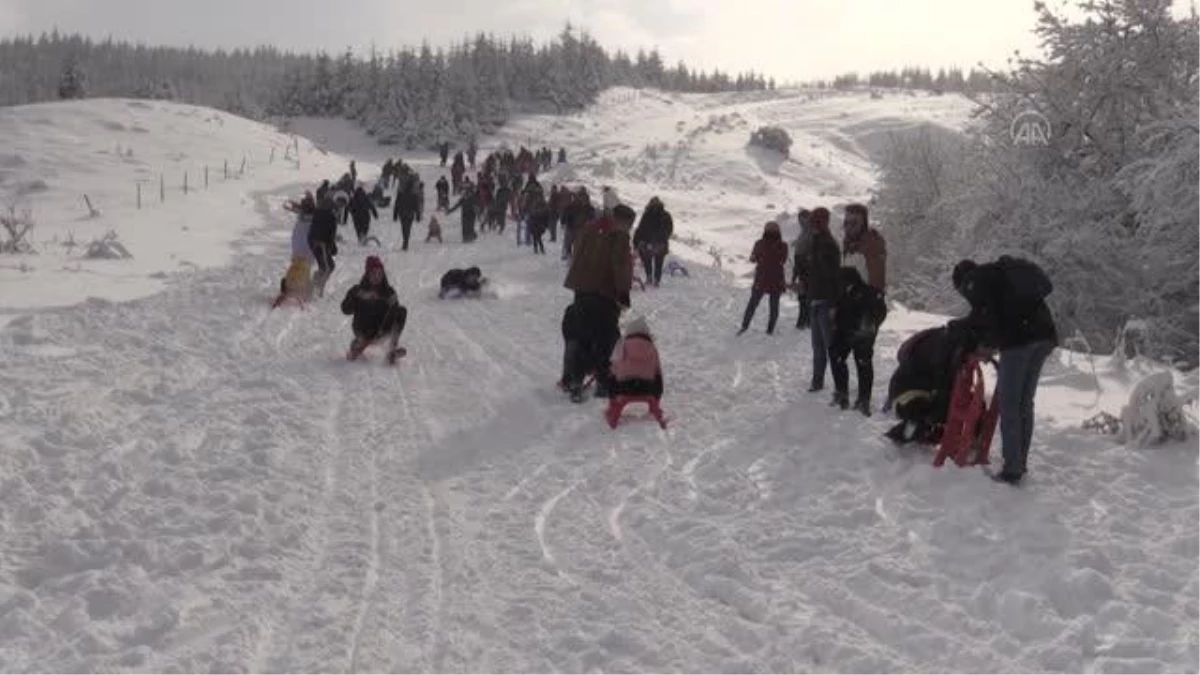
[738,203,1058,484]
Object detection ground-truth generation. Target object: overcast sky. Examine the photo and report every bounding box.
[0,0,1193,82]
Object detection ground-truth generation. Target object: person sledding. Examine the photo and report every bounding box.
[341,255,408,364]
[438,266,487,298]
[273,192,316,308]
[603,315,668,429]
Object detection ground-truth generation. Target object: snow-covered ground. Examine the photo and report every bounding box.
[0,89,1196,673]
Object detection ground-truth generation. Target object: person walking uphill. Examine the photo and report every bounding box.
[347,185,378,244]
[307,195,340,298]
[806,207,842,392]
[739,221,789,335]
[633,197,674,287]
[951,256,1058,485]
[561,203,636,402]
[341,256,408,364]
[392,178,421,251]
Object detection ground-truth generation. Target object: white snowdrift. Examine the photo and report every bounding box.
[0,90,1194,673]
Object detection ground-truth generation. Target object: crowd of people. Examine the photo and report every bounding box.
[276,142,1058,486]
[736,204,1058,484]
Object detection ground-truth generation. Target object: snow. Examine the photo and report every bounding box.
[0,99,350,322]
[0,89,1196,673]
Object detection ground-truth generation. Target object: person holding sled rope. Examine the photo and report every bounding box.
[341,256,408,364]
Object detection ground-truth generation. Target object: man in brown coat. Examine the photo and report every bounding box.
[560,203,636,401]
[839,203,888,411]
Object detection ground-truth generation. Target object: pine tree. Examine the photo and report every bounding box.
[57,54,85,99]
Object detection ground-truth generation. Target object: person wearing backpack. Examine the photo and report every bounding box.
[951,256,1058,485]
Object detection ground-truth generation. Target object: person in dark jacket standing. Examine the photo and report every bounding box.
[435,176,450,211]
[439,142,450,167]
[341,256,407,364]
[829,267,888,414]
[739,221,789,335]
[792,209,814,328]
[526,193,551,255]
[561,188,595,260]
[806,207,841,391]
[633,197,674,287]
[561,204,636,402]
[307,195,340,298]
[392,177,421,251]
[347,186,378,244]
[952,256,1058,485]
[446,180,480,242]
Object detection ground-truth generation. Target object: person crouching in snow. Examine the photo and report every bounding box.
[426,214,444,243]
[341,255,408,363]
[608,315,664,398]
[438,266,486,298]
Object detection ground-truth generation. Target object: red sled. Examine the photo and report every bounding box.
[605,395,668,430]
[933,354,999,467]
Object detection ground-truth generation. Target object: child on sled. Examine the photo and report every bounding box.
[604,315,667,428]
[340,256,408,364]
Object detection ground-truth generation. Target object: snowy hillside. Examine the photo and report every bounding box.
[0,90,1196,673]
[0,99,347,317]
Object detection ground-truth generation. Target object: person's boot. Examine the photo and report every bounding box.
[853,397,872,417]
[830,390,849,410]
[347,337,368,361]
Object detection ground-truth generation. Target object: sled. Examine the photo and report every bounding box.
[933,355,998,467]
[270,294,308,310]
[605,395,668,430]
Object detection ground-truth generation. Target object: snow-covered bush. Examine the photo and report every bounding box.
[748,125,792,157]
[85,231,132,260]
[872,0,1199,366]
[1120,371,1197,448]
[0,203,35,253]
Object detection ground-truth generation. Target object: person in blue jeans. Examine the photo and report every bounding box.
[804,207,842,391]
[952,257,1058,485]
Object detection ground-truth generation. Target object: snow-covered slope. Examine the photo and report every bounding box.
[0,91,1195,673]
[0,99,350,317]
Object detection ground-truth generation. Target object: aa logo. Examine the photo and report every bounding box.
[1011,110,1051,147]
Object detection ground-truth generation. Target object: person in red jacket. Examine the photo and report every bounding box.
[739,221,789,335]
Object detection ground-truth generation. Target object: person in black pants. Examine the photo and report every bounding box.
[632,196,674,287]
[347,186,378,244]
[829,266,888,415]
[392,178,420,251]
[341,256,408,364]
[435,176,450,211]
[307,196,339,297]
[738,222,788,335]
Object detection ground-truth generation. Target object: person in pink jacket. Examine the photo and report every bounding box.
[609,315,664,398]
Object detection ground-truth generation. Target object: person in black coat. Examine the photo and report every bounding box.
[438,266,486,298]
[952,256,1058,484]
[341,256,407,363]
[347,186,378,243]
[526,196,551,254]
[435,176,450,210]
[829,267,888,414]
[632,197,674,286]
[883,322,976,445]
[392,177,421,251]
[446,182,480,242]
[806,207,842,392]
[307,196,339,297]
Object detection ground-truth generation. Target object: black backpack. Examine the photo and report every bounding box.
[996,255,1053,303]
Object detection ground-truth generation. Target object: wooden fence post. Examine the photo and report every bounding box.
[205,166,209,188]
[183,171,189,195]
[224,159,229,179]
[270,147,275,164]
[160,174,165,203]
[136,182,141,210]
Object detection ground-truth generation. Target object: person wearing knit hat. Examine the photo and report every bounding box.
[341,255,408,363]
[608,315,664,398]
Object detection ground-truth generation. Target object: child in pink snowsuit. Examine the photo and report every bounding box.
[609,315,664,398]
